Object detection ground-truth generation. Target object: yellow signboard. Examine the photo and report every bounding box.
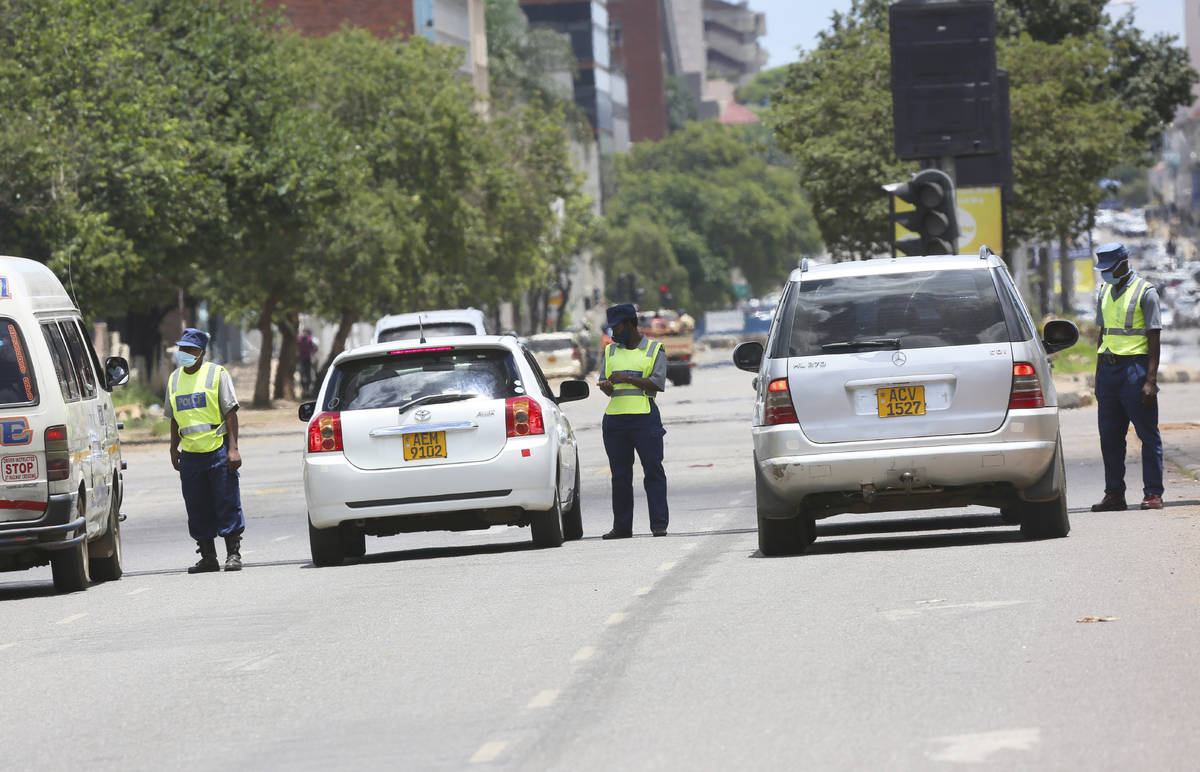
[893,185,1003,256]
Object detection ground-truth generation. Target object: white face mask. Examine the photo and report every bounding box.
[175,350,199,368]
[1101,262,1128,285]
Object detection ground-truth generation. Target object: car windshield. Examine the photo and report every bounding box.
[0,318,38,406]
[378,323,478,342]
[526,338,575,353]
[324,347,522,411]
[777,269,1012,357]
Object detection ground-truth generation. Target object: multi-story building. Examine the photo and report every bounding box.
[607,0,668,142]
[261,0,488,99]
[702,0,767,85]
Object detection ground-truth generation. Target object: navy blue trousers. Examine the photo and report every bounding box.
[1096,357,1163,497]
[179,444,245,541]
[603,403,668,532]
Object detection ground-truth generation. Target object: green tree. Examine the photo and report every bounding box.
[664,75,698,133]
[736,65,790,107]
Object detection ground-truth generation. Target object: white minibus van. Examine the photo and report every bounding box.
[0,256,130,592]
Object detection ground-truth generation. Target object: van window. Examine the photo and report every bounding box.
[60,320,97,398]
[378,323,478,342]
[0,319,38,406]
[42,323,81,402]
[72,319,108,391]
[777,269,1012,357]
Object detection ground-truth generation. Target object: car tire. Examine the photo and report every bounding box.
[531,491,565,548]
[671,368,692,387]
[51,541,90,593]
[309,516,345,566]
[1020,447,1070,539]
[89,495,123,582]
[757,512,815,556]
[998,506,1021,525]
[341,525,366,559]
[562,463,583,541]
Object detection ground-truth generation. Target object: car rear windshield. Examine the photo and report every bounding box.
[525,337,575,353]
[0,318,37,406]
[378,323,477,342]
[323,347,522,411]
[773,269,1013,357]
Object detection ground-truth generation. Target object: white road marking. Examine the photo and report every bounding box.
[885,600,1025,623]
[605,612,627,626]
[251,487,288,496]
[526,689,560,709]
[229,653,278,672]
[634,586,652,596]
[929,728,1040,762]
[657,561,677,572]
[272,535,293,543]
[469,741,508,764]
[572,646,596,662]
[700,526,715,532]
[125,587,150,596]
[57,613,87,625]
[712,513,728,519]
[680,543,698,552]
[0,642,15,652]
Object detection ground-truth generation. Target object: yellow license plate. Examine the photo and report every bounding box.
[877,385,926,418]
[403,431,447,461]
[547,355,558,362]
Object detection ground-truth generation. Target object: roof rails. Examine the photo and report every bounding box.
[979,245,995,260]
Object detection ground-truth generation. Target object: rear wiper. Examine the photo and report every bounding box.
[821,338,902,351]
[397,393,478,414]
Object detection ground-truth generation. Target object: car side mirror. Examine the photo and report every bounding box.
[104,356,130,389]
[732,341,764,372]
[1042,319,1079,354]
[298,401,316,422]
[557,379,590,404]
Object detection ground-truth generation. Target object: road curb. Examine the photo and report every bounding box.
[120,429,300,447]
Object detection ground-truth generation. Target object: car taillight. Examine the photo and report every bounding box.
[308,412,343,453]
[45,424,70,481]
[764,378,798,425]
[1009,362,1045,409]
[571,348,581,360]
[506,396,545,437]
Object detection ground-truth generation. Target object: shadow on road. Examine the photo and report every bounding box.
[0,581,60,601]
[751,512,1028,558]
[353,539,538,565]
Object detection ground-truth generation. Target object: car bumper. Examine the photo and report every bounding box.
[0,493,84,562]
[753,408,1059,500]
[305,436,557,529]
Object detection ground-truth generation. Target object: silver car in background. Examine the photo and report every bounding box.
[734,251,1079,556]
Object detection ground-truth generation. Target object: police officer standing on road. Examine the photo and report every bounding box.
[597,303,669,538]
[166,328,247,572]
[1091,242,1165,512]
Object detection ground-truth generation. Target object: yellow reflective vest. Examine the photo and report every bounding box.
[169,361,228,453]
[1099,277,1151,356]
[604,340,662,416]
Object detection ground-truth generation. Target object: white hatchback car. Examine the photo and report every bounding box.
[733,251,1079,556]
[301,335,588,565]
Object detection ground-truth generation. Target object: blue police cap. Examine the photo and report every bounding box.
[1095,242,1129,271]
[175,327,210,350]
[605,303,638,328]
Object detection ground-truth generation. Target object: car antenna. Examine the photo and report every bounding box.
[419,314,426,344]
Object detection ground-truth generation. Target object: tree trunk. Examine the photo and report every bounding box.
[273,310,299,401]
[319,309,358,380]
[1058,233,1074,316]
[1037,244,1053,319]
[253,292,281,407]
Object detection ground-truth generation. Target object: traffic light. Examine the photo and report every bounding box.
[884,169,960,256]
[658,284,674,307]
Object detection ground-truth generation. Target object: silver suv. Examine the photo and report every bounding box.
[733,251,1079,556]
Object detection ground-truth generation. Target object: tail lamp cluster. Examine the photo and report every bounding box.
[764,378,798,425]
[506,396,544,437]
[45,424,70,481]
[308,412,343,453]
[1008,363,1045,409]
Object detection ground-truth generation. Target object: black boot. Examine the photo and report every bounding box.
[187,539,220,574]
[224,534,243,572]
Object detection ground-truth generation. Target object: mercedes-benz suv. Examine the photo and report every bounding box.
[733,250,1079,556]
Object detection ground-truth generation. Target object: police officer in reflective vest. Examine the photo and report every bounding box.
[1091,242,1164,512]
[597,303,669,538]
[166,328,246,571]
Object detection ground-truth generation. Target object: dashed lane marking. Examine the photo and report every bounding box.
[700,526,716,532]
[57,613,87,625]
[634,586,652,596]
[526,690,560,709]
[125,587,150,596]
[680,543,698,552]
[605,612,627,626]
[0,642,15,652]
[658,561,677,572]
[251,488,288,496]
[572,646,596,662]
[272,535,293,543]
[469,741,509,764]
[712,513,728,519]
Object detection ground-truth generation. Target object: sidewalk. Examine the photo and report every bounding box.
[120,401,303,446]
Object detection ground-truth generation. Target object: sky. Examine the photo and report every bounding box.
[755,0,1187,67]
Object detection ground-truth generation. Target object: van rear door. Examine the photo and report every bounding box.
[0,318,44,522]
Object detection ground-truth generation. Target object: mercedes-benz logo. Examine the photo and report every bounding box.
[891,351,907,367]
[414,409,432,422]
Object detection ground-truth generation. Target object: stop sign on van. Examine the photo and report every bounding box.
[3,454,38,481]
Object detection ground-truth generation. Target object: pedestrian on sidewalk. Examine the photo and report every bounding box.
[597,303,669,538]
[1090,242,1165,512]
[166,328,247,572]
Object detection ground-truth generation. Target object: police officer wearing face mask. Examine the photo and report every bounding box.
[166,328,247,572]
[1091,242,1164,512]
[597,303,669,538]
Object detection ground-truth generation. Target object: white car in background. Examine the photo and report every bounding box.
[301,335,588,565]
[523,332,587,379]
[372,308,487,343]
